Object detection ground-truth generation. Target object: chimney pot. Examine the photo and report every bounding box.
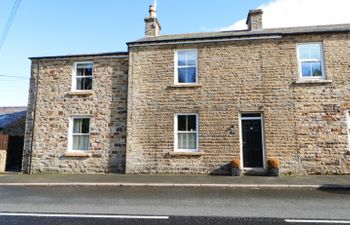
[246,9,263,31]
[149,5,156,17]
[144,4,161,37]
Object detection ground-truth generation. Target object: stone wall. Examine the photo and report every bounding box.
[23,54,128,174]
[0,150,6,173]
[126,33,350,175]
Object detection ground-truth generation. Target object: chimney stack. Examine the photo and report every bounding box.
[246,9,263,31]
[144,5,161,37]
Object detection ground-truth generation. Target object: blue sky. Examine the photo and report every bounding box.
[0,0,349,107]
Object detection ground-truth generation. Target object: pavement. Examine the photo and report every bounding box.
[0,173,349,189]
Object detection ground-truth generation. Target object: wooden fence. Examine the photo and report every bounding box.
[0,134,9,150]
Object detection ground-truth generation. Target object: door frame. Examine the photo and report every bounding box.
[239,112,266,170]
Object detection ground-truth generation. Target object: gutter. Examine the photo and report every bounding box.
[128,35,283,47]
[28,60,40,174]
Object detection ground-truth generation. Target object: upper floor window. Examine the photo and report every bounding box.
[73,62,93,91]
[69,117,90,151]
[175,113,198,152]
[175,49,197,84]
[297,43,324,79]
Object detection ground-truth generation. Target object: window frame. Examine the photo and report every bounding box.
[174,113,199,152]
[174,49,198,84]
[72,61,94,91]
[68,116,91,152]
[296,42,325,80]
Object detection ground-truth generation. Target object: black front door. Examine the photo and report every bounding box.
[241,117,264,168]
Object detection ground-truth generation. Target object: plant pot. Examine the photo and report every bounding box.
[268,168,279,177]
[231,167,240,176]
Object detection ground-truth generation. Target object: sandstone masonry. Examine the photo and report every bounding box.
[126,33,350,175]
[23,7,350,175]
[23,53,128,173]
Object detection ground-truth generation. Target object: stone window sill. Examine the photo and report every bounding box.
[67,90,94,96]
[294,79,332,84]
[64,152,92,157]
[168,151,204,157]
[168,84,203,88]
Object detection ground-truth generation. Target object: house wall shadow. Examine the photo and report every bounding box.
[106,59,128,174]
[317,185,350,195]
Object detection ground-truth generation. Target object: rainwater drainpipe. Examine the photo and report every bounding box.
[28,59,40,174]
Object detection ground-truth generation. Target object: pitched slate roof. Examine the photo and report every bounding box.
[128,23,350,45]
[0,107,27,129]
[29,51,128,60]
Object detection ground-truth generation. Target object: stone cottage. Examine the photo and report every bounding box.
[23,6,350,175]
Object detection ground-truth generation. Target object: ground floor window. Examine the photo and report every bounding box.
[174,113,198,152]
[69,117,90,151]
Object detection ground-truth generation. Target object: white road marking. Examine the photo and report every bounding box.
[285,219,350,224]
[0,212,169,219]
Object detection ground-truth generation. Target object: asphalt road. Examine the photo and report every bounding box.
[1,214,350,225]
[0,186,349,224]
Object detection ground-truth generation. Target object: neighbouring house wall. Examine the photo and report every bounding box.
[23,55,128,174]
[126,32,350,175]
[1,117,26,136]
[22,63,37,173]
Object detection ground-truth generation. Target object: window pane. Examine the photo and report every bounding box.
[178,67,196,83]
[298,45,310,60]
[178,115,186,131]
[311,62,322,77]
[76,68,84,76]
[76,78,83,90]
[178,133,186,149]
[309,44,321,59]
[187,115,196,131]
[177,52,187,66]
[178,69,186,83]
[84,67,93,76]
[177,50,196,66]
[241,113,262,118]
[177,133,196,149]
[73,119,82,133]
[301,62,312,77]
[73,118,89,134]
[73,135,89,151]
[76,77,92,90]
[185,51,196,66]
[83,77,92,90]
[77,63,93,76]
[81,118,90,133]
[299,44,321,60]
[187,133,196,149]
